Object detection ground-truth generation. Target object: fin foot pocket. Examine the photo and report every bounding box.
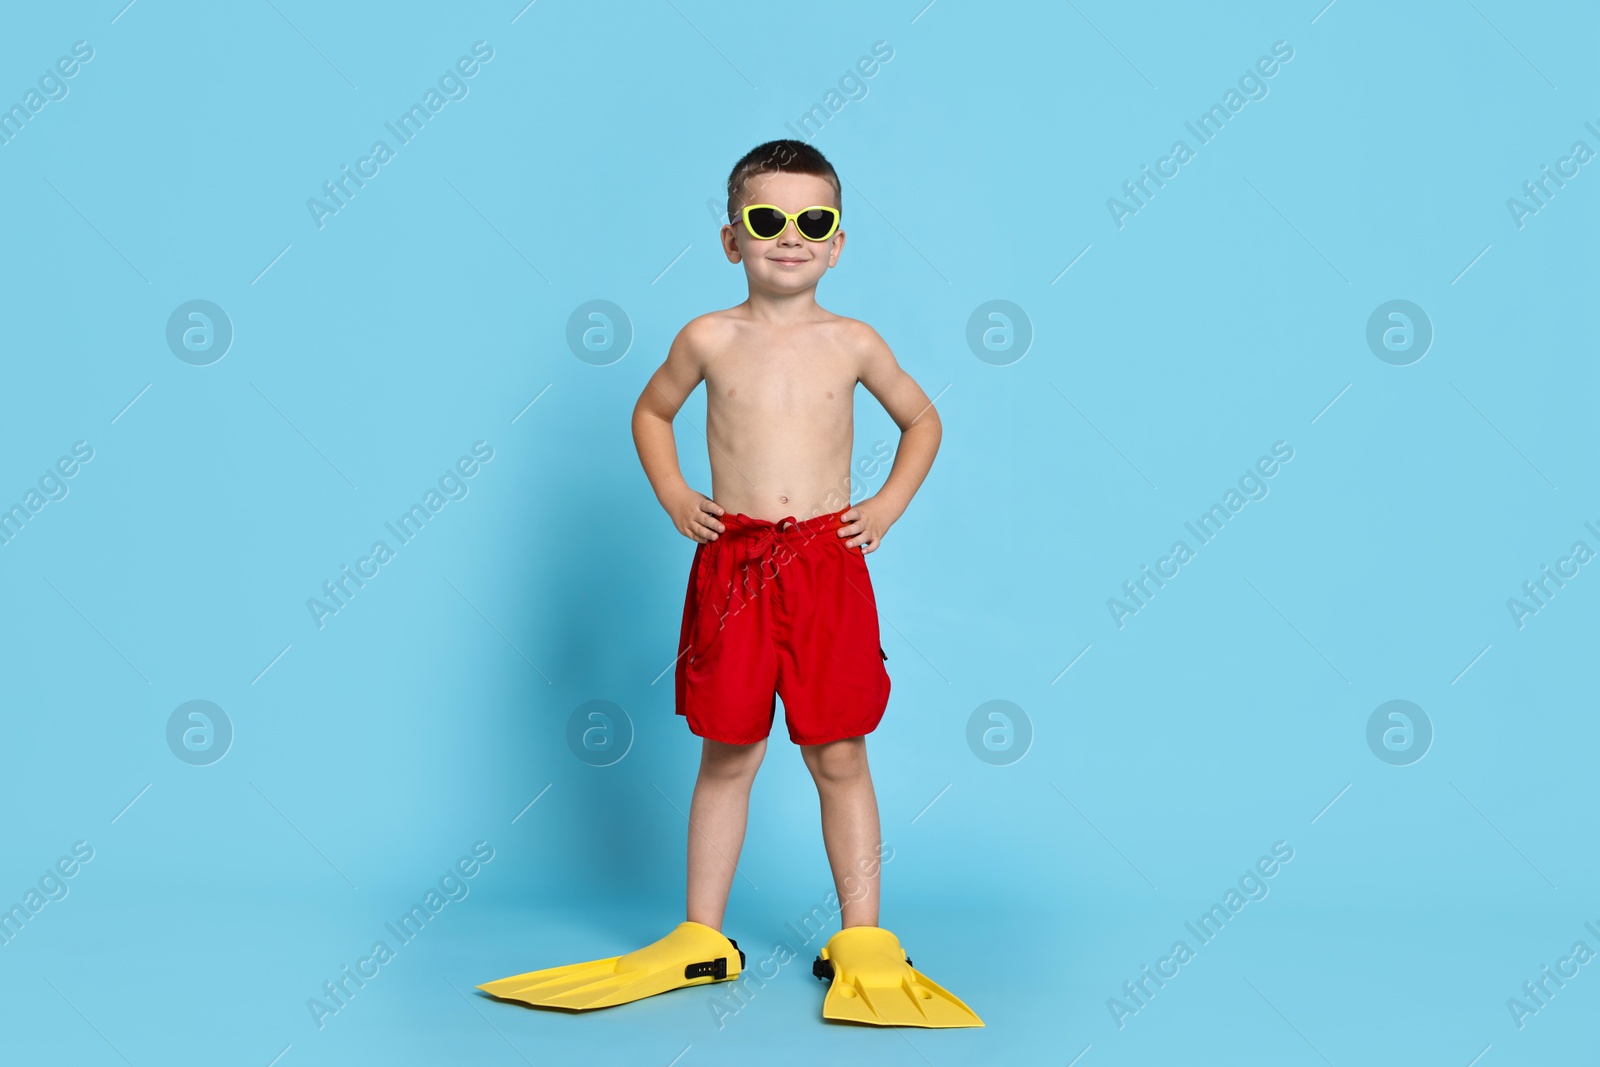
[476,920,744,1011]
[813,925,983,1028]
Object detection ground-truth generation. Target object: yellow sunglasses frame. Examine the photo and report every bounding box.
[738,203,841,242]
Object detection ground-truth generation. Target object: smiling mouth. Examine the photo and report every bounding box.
[771,258,807,266]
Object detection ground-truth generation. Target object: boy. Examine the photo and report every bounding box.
[478,141,980,1028]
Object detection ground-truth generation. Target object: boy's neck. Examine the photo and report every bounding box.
[739,285,825,323]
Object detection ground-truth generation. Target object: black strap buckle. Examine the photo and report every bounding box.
[684,956,728,980]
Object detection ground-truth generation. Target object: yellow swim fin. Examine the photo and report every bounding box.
[812,926,983,1028]
[478,921,745,1011]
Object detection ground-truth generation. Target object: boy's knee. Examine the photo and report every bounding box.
[804,737,867,784]
[701,737,766,779]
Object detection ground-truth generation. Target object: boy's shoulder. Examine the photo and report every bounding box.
[826,314,884,349]
[678,307,739,336]
[821,316,892,367]
[672,309,742,354]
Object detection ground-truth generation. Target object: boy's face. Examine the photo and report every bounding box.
[721,171,844,286]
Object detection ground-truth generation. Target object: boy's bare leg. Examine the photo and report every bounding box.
[685,736,767,930]
[800,737,881,928]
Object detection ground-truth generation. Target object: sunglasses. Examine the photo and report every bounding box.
[737,204,841,242]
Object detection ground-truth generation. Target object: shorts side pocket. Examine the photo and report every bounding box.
[692,543,712,599]
[688,542,723,665]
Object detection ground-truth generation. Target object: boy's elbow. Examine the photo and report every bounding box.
[633,396,674,435]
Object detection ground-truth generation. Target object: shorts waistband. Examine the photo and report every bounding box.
[718,508,849,535]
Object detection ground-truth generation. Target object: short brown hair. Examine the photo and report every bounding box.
[725,139,841,224]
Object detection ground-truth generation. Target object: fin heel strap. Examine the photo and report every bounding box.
[681,936,746,980]
[812,949,911,980]
[684,957,728,980]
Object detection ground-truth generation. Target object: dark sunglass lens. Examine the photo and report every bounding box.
[748,207,787,238]
[797,208,835,240]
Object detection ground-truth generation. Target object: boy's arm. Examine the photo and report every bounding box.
[844,324,942,552]
[632,322,727,543]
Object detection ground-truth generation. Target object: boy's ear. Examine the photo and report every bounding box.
[825,229,846,267]
[721,223,744,264]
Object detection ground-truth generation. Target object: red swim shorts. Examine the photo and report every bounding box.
[675,508,891,746]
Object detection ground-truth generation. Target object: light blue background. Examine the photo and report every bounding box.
[2,1,1595,1064]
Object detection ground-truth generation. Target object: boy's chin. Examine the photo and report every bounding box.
[752,267,822,283]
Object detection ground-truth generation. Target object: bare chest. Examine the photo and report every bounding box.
[705,350,858,420]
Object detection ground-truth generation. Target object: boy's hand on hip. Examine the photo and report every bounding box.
[670,488,726,543]
[838,498,895,554]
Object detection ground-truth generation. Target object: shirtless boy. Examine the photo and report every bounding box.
[478,140,982,1028]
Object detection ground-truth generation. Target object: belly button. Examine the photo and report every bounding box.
[778,495,788,503]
